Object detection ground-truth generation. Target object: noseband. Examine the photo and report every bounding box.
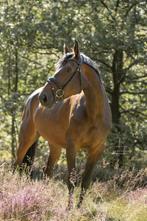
[47,60,82,102]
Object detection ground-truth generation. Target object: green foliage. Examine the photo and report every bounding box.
[0,0,146,168]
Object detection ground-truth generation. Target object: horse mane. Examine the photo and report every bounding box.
[55,52,101,79]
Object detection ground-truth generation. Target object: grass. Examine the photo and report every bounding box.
[0,164,146,221]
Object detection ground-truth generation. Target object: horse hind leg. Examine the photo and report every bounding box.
[15,140,38,175]
[14,117,38,173]
[22,141,38,167]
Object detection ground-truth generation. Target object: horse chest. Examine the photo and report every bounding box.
[34,107,68,146]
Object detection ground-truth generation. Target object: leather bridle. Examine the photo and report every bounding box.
[47,59,82,102]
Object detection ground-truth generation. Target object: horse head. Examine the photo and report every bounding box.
[39,41,87,108]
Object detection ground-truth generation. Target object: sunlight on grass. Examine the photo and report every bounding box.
[104,191,147,221]
[104,199,127,220]
[125,205,147,221]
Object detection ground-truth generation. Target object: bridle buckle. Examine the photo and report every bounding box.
[47,59,81,102]
[55,89,64,100]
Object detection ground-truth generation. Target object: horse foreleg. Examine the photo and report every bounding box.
[44,144,61,177]
[77,145,105,208]
[66,140,77,210]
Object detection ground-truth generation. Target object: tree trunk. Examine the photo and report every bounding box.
[11,115,16,160]
[111,49,124,168]
[7,52,11,96]
[11,48,19,163]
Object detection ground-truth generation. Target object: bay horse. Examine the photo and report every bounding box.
[15,41,112,208]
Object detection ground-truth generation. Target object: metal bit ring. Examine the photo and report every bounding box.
[55,89,64,100]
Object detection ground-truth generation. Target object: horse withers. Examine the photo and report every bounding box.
[15,41,112,208]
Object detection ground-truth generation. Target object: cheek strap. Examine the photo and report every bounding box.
[47,63,82,102]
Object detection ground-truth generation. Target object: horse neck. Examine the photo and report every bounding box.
[81,64,106,122]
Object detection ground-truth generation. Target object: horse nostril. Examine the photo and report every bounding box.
[40,94,48,104]
[43,94,48,103]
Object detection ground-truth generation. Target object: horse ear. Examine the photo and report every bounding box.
[63,43,70,54]
[73,40,80,59]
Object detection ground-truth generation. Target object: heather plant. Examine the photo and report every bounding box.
[0,165,146,221]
